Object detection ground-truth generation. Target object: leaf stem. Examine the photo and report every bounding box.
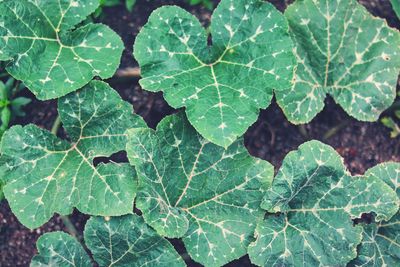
[115,67,140,78]
[323,120,349,140]
[60,215,80,239]
[51,115,61,135]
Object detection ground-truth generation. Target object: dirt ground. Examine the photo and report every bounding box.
[1,0,399,266]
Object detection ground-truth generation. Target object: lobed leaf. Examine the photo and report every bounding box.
[248,141,399,266]
[349,162,400,266]
[0,81,146,229]
[0,0,123,100]
[134,0,295,148]
[126,112,274,267]
[31,214,185,267]
[276,0,400,123]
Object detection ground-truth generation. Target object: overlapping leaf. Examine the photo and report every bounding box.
[0,81,146,229]
[276,0,400,123]
[248,141,399,266]
[126,112,274,267]
[0,0,123,100]
[349,162,400,266]
[392,0,400,19]
[134,0,295,148]
[31,214,185,267]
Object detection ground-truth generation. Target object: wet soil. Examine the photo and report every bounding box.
[1,0,399,266]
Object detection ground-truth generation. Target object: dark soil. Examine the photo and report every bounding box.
[1,0,399,266]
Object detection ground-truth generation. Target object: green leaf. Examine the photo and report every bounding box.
[0,81,146,229]
[31,231,92,267]
[126,112,273,266]
[349,162,400,267]
[248,141,399,266]
[276,0,400,123]
[0,0,123,100]
[125,0,136,12]
[84,215,185,267]
[391,0,400,19]
[31,214,185,267]
[134,0,295,148]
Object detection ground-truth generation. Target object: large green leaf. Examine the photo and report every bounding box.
[349,162,400,266]
[126,112,273,267]
[31,231,91,267]
[31,214,185,267]
[0,81,146,229]
[0,0,123,100]
[248,141,399,267]
[276,0,400,123]
[134,0,295,148]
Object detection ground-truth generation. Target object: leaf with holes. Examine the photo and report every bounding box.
[276,0,400,124]
[134,0,295,148]
[349,162,400,267]
[0,0,123,100]
[31,214,185,267]
[126,112,274,267]
[248,141,399,267]
[0,80,146,229]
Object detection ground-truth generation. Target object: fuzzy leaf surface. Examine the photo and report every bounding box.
[0,0,123,100]
[349,162,400,267]
[31,214,184,267]
[126,112,273,267]
[0,81,146,229]
[248,141,399,267]
[276,0,400,123]
[134,0,295,148]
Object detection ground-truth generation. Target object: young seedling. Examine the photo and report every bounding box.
[31,215,185,267]
[93,0,137,18]
[126,112,274,266]
[0,77,30,138]
[0,0,123,100]
[0,81,145,229]
[248,141,399,266]
[186,0,214,10]
[392,0,400,19]
[134,0,296,148]
[276,0,400,123]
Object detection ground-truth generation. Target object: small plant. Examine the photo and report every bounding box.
[186,0,214,10]
[0,0,123,100]
[0,77,30,138]
[93,0,137,18]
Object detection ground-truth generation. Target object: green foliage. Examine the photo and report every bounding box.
[134,0,295,148]
[248,141,399,266]
[0,0,123,100]
[93,0,137,18]
[31,214,185,267]
[276,0,400,124]
[0,81,145,229]
[349,162,400,266]
[0,78,30,138]
[186,0,214,10]
[126,112,274,266]
[391,0,400,19]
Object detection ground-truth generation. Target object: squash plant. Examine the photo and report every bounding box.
[0,0,123,99]
[0,0,399,266]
